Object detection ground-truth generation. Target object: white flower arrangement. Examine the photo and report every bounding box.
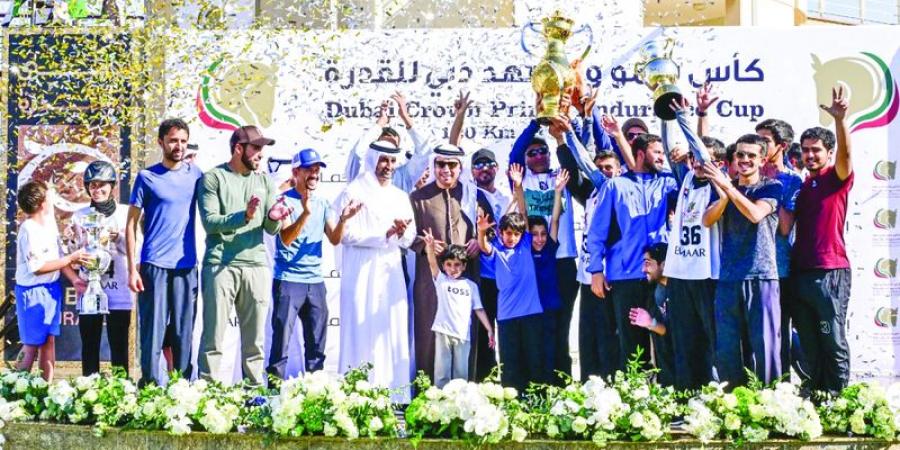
[269,364,398,439]
[405,375,525,445]
[818,382,899,440]
[685,380,822,443]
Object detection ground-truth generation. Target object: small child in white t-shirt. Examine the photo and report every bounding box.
[421,229,494,388]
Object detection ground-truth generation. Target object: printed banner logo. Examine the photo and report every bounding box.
[874,160,897,181]
[196,57,278,131]
[874,209,897,229]
[875,307,899,327]
[875,257,898,278]
[813,52,899,133]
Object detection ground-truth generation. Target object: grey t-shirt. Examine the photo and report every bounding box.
[709,178,783,281]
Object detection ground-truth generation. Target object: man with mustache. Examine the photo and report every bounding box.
[197,125,293,385]
[266,148,362,379]
[409,142,479,382]
[335,139,417,403]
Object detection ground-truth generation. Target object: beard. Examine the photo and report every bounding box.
[241,151,259,171]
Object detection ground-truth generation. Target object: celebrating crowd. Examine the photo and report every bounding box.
[12,80,853,403]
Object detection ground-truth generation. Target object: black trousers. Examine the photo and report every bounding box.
[471,277,498,381]
[667,278,716,391]
[790,269,852,394]
[267,280,329,378]
[80,310,131,376]
[609,279,653,368]
[498,313,546,394]
[551,258,579,382]
[578,283,620,379]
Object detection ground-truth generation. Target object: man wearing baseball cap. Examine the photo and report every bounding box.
[267,148,362,379]
[197,125,293,385]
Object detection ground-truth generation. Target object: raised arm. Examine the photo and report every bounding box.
[449,91,471,146]
[344,102,389,181]
[695,81,719,138]
[550,169,569,243]
[599,114,636,172]
[476,209,494,255]
[508,163,527,215]
[279,194,311,246]
[822,85,852,180]
[702,163,731,227]
[420,228,441,279]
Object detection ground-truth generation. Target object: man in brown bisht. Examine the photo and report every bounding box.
[410,143,481,381]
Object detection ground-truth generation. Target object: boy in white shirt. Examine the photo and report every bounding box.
[421,229,494,388]
[15,180,87,381]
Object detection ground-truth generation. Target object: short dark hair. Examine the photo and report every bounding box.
[438,244,468,265]
[527,215,548,230]
[499,212,527,234]
[381,126,400,139]
[594,150,619,163]
[17,180,48,215]
[701,136,726,161]
[644,242,668,264]
[755,118,794,147]
[631,134,662,158]
[158,118,190,140]
[787,142,802,161]
[800,127,836,151]
[725,143,737,162]
[735,134,769,157]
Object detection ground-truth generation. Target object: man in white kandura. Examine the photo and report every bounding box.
[334,139,417,403]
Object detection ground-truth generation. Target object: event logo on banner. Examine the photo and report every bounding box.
[875,307,900,327]
[813,52,899,132]
[197,57,278,130]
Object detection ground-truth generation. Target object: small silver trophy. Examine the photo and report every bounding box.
[76,210,113,315]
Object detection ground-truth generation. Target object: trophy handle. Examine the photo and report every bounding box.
[519,20,543,57]
[572,23,594,61]
[663,37,676,57]
[633,61,645,81]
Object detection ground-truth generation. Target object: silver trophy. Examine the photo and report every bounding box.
[75,210,113,315]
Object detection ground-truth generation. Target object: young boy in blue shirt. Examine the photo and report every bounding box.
[477,163,546,394]
[523,169,569,384]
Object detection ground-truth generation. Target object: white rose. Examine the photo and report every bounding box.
[629,412,645,428]
[13,379,28,394]
[632,385,650,400]
[722,393,738,409]
[503,387,518,400]
[30,377,48,390]
[369,416,383,432]
[572,416,588,434]
[511,426,527,442]
[324,422,338,437]
[83,389,98,403]
[546,422,560,437]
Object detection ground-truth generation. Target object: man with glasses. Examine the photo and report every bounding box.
[702,134,783,387]
[409,143,480,381]
[469,148,510,381]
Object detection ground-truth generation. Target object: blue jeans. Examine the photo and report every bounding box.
[267,280,328,378]
[137,264,197,386]
[715,279,781,387]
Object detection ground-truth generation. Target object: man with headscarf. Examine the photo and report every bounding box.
[409,143,479,381]
[334,139,417,402]
[344,92,434,192]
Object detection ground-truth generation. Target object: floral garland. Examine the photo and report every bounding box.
[1,364,900,446]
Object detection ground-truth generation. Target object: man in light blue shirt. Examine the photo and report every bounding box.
[267,148,362,378]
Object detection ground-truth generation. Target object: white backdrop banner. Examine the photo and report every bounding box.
[164,25,900,382]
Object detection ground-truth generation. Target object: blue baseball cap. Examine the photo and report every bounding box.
[292,148,327,168]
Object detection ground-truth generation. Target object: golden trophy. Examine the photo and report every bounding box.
[634,37,683,120]
[523,11,592,123]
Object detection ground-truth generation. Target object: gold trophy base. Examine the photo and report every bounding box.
[536,94,561,125]
[652,84,683,120]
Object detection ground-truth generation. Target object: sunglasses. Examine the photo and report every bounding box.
[735,151,761,160]
[472,161,498,170]
[435,160,460,169]
[267,158,292,174]
[626,132,645,141]
[526,147,549,158]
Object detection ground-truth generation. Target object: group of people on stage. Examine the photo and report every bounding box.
[13,79,853,402]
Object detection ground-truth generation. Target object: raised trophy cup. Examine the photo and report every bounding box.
[522,10,593,124]
[634,37,683,120]
[75,210,112,315]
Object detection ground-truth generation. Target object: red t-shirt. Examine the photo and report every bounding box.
[791,165,854,270]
